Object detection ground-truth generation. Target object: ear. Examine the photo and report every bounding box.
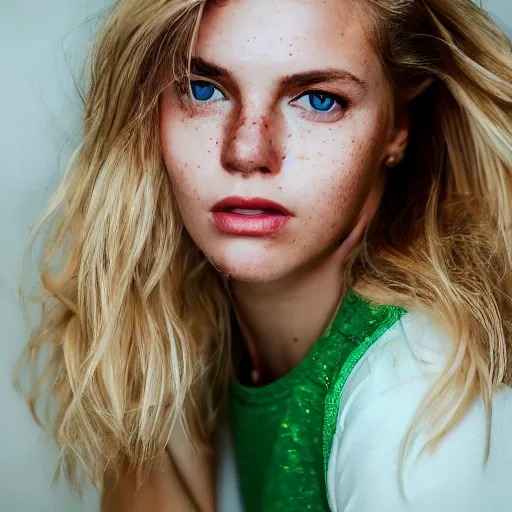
[384,78,433,164]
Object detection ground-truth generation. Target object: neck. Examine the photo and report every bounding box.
[228,250,346,383]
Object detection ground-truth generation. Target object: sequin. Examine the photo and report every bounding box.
[229,291,406,511]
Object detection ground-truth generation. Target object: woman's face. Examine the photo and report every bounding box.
[160,0,400,283]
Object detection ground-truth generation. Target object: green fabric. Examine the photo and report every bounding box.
[229,291,406,512]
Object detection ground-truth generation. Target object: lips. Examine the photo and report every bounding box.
[211,196,292,236]
[212,196,291,215]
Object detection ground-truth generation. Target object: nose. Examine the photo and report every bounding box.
[221,109,282,176]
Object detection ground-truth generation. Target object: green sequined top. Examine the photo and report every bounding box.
[229,291,406,512]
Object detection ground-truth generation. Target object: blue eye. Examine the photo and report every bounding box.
[293,91,346,114]
[309,93,335,112]
[190,80,224,103]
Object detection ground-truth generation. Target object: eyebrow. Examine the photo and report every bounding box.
[190,57,367,91]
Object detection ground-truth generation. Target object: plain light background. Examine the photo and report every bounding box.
[1,1,511,511]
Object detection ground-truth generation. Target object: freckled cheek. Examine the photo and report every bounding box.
[300,175,365,240]
[287,133,360,184]
[163,121,223,174]
[290,138,374,229]
[160,113,223,218]
[161,146,197,205]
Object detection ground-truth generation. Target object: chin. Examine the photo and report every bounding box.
[205,244,293,284]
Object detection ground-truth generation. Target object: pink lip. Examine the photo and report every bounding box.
[211,196,292,237]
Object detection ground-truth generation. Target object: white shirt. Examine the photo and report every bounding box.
[216,311,512,511]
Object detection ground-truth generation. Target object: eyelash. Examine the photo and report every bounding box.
[187,80,349,117]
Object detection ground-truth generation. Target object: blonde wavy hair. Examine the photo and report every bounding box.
[14,0,512,495]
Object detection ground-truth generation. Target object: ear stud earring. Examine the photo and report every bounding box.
[385,155,400,168]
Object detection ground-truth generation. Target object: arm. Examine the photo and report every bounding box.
[101,422,215,512]
[100,450,200,512]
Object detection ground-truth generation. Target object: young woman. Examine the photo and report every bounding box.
[16,0,512,510]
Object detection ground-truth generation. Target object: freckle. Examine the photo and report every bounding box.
[288,133,292,138]
[281,155,286,160]
[216,141,219,144]
[278,186,283,190]
[252,121,257,126]
[292,337,298,343]
[289,53,293,56]
[307,130,311,134]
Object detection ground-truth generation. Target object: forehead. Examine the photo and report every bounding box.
[196,0,379,81]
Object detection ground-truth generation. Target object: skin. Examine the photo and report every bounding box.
[101,422,212,512]
[160,0,411,382]
[101,451,199,512]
